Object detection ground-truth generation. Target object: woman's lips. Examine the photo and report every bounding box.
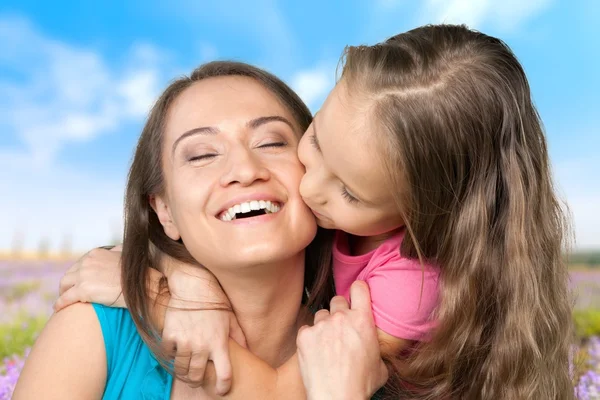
[218,200,283,221]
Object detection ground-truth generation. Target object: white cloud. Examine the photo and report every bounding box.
[0,15,179,251]
[168,0,297,70]
[566,194,600,249]
[419,0,553,31]
[290,64,336,112]
[0,15,167,166]
[198,42,219,62]
[554,158,600,249]
[0,159,125,253]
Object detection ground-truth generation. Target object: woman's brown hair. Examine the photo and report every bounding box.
[121,61,335,379]
[337,24,573,399]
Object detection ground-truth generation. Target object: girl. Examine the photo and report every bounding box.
[57,24,574,399]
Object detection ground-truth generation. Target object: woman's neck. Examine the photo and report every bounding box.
[212,252,310,367]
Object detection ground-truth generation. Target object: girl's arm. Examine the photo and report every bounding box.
[12,303,107,399]
[55,248,407,399]
[296,282,391,400]
[55,247,245,394]
[151,287,405,400]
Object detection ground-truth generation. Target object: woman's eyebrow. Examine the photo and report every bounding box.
[172,115,295,156]
[247,115,295,132]
[172,126,219,156]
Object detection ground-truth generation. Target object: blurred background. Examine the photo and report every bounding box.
[0,0,598,397]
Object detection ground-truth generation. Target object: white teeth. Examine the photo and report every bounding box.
[220,200,282,221]
[220,210,233,222]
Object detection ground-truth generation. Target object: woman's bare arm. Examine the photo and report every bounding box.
[12,303,107,399]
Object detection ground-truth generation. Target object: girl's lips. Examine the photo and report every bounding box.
[311,209,328,220]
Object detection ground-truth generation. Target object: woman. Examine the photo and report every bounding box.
[13,61,387,399]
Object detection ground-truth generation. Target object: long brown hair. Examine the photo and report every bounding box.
[121,61,335,378]
[338,24,573,399]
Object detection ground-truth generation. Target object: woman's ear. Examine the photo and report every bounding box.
[149,194,181,241]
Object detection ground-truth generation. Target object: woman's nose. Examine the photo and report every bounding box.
[219,149,271,187]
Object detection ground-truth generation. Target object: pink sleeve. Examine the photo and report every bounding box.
[363,258,439,341]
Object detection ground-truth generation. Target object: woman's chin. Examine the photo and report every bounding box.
[215,240,310,271]
[192,227,316,273]
[181,201,317,272]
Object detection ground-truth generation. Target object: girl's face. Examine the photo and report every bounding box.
[152,76,317,271]
[297,82,404,238]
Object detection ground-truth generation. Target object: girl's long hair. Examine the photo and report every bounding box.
[338,24,573,399]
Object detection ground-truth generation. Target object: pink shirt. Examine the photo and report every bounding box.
[333,230,439,341]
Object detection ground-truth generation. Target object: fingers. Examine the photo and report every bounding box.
[314,309,330,324]
[174,349,192,384]
[161,335,177,365]
[229,315,248,349]
[186,350,209,388]
[53,287,82,312]
[378,360,390,389]
[349,280,372,312]
[58,270,77,296]
[64,260,81,275]
[297,324,310,339]
[329,295,349,314]
[211,345,233,395]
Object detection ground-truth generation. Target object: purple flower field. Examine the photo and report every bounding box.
[1,260,600,398]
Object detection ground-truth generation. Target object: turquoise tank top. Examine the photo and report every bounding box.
[92,303,173,400]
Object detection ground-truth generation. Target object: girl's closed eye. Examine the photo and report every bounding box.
[309,134,320,151]
[341,186,359,204]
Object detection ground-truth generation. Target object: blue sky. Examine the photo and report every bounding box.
[1,0,598,252]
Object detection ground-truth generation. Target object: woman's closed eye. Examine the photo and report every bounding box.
[258,141,287,149]
[188,153,218,162]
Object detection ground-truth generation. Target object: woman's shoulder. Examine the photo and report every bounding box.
[91,303,138,340]
[90,303,173,399]
[12,302,108,399]
[90,303,143,372]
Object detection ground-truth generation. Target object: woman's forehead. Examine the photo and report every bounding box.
[165,76,293,137]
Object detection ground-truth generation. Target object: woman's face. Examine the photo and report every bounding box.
[153,76,317,270]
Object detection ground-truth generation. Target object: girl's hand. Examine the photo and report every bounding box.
[55,245,124,311]
[162,263,247,395]
[296,281,388,400]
